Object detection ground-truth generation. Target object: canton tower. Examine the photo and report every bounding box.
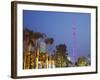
[72,25,78,65]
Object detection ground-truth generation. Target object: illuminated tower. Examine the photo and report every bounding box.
[72,26,78,64]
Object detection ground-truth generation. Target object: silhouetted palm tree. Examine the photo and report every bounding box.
[45,38,54,68]
[23,28,34,69]
[45,38,54,45]
[31,32,44,68]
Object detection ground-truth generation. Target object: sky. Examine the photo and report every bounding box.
[23,10,91,63]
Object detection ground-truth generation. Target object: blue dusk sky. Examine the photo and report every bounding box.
[23,10,91,62]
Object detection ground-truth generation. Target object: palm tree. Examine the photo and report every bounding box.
[32,32,44,69]
[23,28,45,69]
[45,38,54,68]
[45,38,54,45]
[23,28,34,69]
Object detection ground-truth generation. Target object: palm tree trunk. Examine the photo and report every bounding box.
[23,53,26,69]
[46,54,48,68]
[27,52,31,69]
[36,46,40,69]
